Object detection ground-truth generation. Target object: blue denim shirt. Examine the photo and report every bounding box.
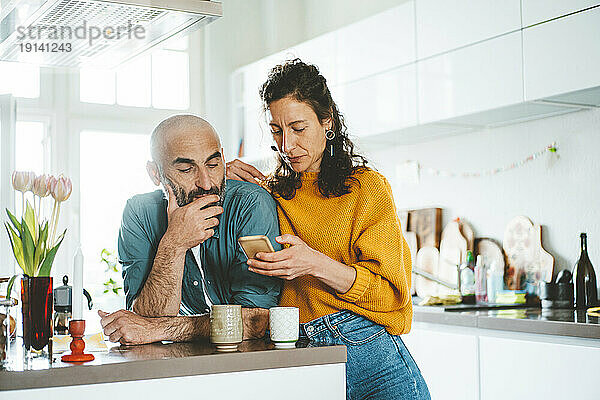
[118,179,282,314]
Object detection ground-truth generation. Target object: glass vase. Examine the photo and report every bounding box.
[21,276,53,360]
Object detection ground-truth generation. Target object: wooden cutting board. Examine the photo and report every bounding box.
[459,219,475,252]
[414,246,440,298]
[438,220,467,295]
[503,216,534,290]
[529,224,554,286]
[404,231,418,295]
[475,238,505,271]
[408,208,442,249]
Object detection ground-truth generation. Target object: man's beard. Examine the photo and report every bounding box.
[165,176,226,208]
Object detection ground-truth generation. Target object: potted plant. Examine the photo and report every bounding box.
[5,171,71,359]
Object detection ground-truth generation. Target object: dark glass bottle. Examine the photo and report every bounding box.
[572,233,598,308]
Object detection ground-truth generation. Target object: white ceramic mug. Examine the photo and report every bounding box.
[269,307,299,349]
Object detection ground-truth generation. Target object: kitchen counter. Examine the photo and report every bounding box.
[0,338,347,395]
[413,305,600,339]
[406,305,600,400]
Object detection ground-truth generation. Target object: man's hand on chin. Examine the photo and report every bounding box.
[242,308,269,340]
[98,309,164,345]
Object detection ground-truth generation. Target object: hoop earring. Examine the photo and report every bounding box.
[325,129,335,157]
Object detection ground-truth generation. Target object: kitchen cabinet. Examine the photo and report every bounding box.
[335,2,415,85]
[523,6,600,105]
[479,336,600,400]
[403,326,479,400]
[286,31,338,87]
[405,321,600,400]
[417,31,523,124]
[521,0,600,27]
[334,64,417,138]
[415,0,521,59]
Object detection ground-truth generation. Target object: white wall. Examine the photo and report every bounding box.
[359,108,600,275]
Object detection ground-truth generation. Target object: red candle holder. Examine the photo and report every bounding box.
[61,319,95,363]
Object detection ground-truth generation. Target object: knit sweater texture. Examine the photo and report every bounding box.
[277,168,413,335]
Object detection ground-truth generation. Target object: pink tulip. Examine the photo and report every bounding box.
[49,175,72,202]
[32,174,51,197]
[11,171,36,193]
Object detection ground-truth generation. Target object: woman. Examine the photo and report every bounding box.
[227,59,430,400]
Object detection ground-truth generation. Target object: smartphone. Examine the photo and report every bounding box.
[238,235,275,259]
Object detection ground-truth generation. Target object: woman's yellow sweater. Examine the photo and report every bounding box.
[277,168,413,335]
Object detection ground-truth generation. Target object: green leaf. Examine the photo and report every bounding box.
[23,201,36,241]
[21,221,35,276]
[5,274,18,301]
[103,289,109,294]
[33,221,49,274]
[6,223,26,272]
[37,230,65,277]
[6,208,21,232]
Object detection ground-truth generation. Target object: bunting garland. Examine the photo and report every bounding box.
[405,142,558,179]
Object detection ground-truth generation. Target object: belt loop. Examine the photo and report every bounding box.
[323,313,340,338]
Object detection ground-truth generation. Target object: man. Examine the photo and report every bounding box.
[99,115,282,345]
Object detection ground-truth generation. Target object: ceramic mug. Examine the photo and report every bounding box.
[269,307,299,349]
[210,305,243,352]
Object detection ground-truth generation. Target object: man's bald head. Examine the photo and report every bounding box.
[151,114,221,167]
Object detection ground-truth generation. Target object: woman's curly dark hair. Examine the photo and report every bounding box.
[260,59,368,199]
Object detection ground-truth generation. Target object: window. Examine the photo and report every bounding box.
[14,121,48,216]
[79,130,155,310]
[79,36,190,110]
[0,62,40,98]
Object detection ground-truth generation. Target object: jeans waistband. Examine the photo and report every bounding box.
[299,310,358,339]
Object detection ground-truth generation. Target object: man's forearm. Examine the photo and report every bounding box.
[157,314,210,342]
[133,237,186,317]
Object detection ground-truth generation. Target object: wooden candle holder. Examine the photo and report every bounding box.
[61,319,95,363]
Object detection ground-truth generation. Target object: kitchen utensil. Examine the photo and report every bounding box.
[438,220,467,295]
[414,246,440,298]
[540,281,574,309]
[53,275,94,335]
[475,238,505,272]
[528,224,554,290]
[556,269,572,284]
[503,216,534,290]
[408,208,442,249]
[458,219,475,252]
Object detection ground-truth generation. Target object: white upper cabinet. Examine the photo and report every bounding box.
[523,6,600,102]
[335,2,416,85]
[416,0,521,59]
[418,31,523,124]
[285,32,338,86]
[335,64,417,138]
[521,0,600,27]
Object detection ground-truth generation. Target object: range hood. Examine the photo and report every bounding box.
[0,0,222,68]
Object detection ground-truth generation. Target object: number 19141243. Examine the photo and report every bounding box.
[19,42,72,52]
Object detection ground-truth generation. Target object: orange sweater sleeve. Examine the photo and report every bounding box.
[336,173,412,312]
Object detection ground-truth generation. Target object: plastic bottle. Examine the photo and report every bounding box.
[460,251,476,296]
[475,255,487,303]
[487,260,504,303]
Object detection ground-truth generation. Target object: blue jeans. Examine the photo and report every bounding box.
[299,311,430,400]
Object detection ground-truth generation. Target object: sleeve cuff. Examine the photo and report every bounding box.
[337,265,371,302]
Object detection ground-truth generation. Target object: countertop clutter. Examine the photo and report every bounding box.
[0,338,347,392]
[405,207,599,319]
